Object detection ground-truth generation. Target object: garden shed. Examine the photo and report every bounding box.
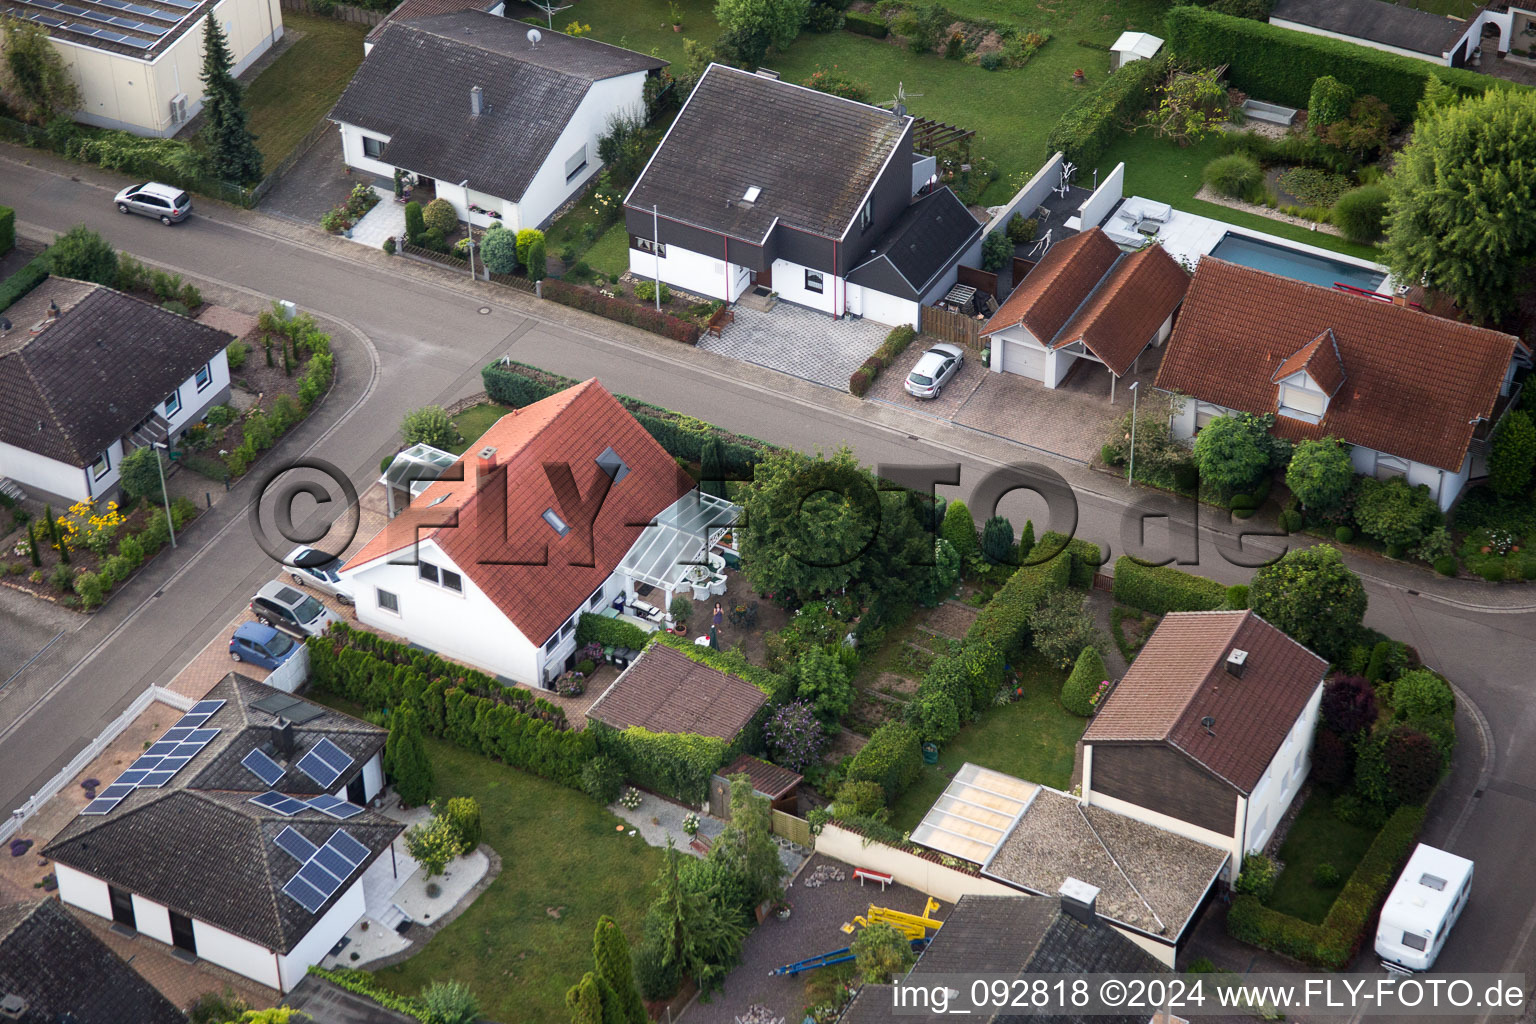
[708,754,801,818]
[1111,31,1165,70]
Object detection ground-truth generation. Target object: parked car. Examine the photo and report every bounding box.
[251,581,341,638]
[284,546,355,604]
[1376,843,1474,972]
[229,621,299,670]
[905,343,965,399]
[113,182,193,225]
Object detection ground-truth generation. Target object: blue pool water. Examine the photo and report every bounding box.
[1207,232,1386,293]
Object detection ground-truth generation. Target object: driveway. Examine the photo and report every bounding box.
[699,303,891,390]
[0,586,76,693]
[258,135,366,225]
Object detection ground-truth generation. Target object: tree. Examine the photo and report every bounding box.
[794,644,854,721]
[763,700,824,771]
[1381,725,1441,806]
[1148,67,1228,144]
[403,812,463,876]
[48,225,118,286]
[1353,476,1439,549]
[916,536,960,607]
[480,223,518,274]
[980,515,1015,565]
[385,706,434,806]
[1061,645,1108,717]
[404,201,427,244]
[421,980,479,1024]
[400,405,458,449]
[1384,89,1536,322]
[566,972,604,1024]
[1,15,80,123]
[597,107,649,186]
[1018,519,1035,562]
[198,13,263,184]
[1249,544,1366,663]
[1285,438,1355,516]
[700,436,727,498]
[526,233,548,283]
[1488,409,1536,498]
[1311,726,1355,788]
[516,228,544,267]
[981,229,1010,271]
[851,921,916,983]
[714,0,808,54]
[1307,75,1355,134]
[1319,95,1395,162]
[118,445,167,504]
[423,198,458,236]
[443,795,482,850]
[710,775,785,910]
[940,498,979,563]
[593,916,646,1024]
[1029,590,1103,670]
[1320,674,1377,737]
[1391,669,1454,722]
[646,841,748,995]
[1193,413,1273,495]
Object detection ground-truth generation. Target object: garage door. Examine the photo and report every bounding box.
[1004,340,1045,380]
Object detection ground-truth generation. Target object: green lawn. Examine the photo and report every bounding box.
[887,652,1085,834]
[1266,789,1381,924]
[369,734,667,1022]
[244,13,370,173]
[1094,132,1385,261]
[448,403,506,455]
[1401,0,1482,16]
[584,221,632,278]
[563,0,720,66]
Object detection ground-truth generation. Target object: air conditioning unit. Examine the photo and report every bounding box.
[169,93,188,124]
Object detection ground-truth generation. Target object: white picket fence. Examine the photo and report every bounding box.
[2,685,195,845]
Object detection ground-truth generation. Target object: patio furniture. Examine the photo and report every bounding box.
[691,581,711,601]
[940,283,977,314]
[722,551,742,570]
[708,574,728,597]
[630,599,664,623]
[707,306,735,338]
[854,868,893,890]
[708,552,726,574]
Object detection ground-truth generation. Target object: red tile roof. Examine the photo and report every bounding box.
[1156,259,1521,472]
[1085,611,1328,793]
[587,643,767,740]
[1271,329,1346,397]
[981,228,1121,344]
[716,753,801,799]
[344,380,691,645]
[1052,242,1190,376]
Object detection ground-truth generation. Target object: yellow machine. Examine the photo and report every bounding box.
[842,898,942,940]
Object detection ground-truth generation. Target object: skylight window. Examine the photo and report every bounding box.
[742,186,761,203]
[596,446,629,483]
[542,508,570,536]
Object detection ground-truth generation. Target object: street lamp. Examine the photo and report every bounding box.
[152,442,176,548]
[1126,381,1139,486]
[458,179,475,282]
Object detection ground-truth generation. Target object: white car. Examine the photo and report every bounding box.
[113,181,192,225]
[905,343,965,399]
[284,546,355,604]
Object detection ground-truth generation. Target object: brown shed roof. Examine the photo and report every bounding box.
[1052,242,1190,376]
[587,643,767,740]
[1084,611,1328,793]
[716,753,801,800]
[1155,259,1521,473]
[981,228,1121,343]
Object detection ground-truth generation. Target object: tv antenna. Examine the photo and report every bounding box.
[526,27,541,47]
[528,0,571,29]
[888,81,922,117]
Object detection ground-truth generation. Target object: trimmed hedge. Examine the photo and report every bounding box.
[306,967,430,1022]
[1037,531,1101,589]
[1226,804,1425,969]
[0,205,13,256]
[651,631,792,701]
[306,624,595,789]
[845,10,888,37]
[1045,55,1167,167]
[0,249,50,313]
[1061,645,1108,717]
[1165,6,1519,121]
[1112,556,1228,615]
[576,611,651,652]
[591,723,730,804]
[846,721,923,803]
[541,278,701,344]
[850,325,917,397]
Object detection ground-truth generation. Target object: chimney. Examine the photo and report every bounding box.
[475,445,498,485]
[1059,877,1100,925]
[1,994,28,1020]
[1226,648,1248,678]
[270,718,295,759]
[47,299,60,321]
[470,85,485,116]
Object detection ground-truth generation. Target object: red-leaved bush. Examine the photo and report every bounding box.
[541,279,700,344]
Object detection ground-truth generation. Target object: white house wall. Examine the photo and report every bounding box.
[130,892,174,946]
[1244,682,1322,854]
[514,72,648,231]
[338,122,396,180]
[983,152,1065,238]
[629,241,735,302]
[54,862,113,920]
[191,915,282,990]
[277,878,366,991]
[0,440,93,504]
[771,257,837,316]
[362,750,385,802]
[849,283,919,328]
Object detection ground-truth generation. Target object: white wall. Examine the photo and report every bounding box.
[629,241,735,302]
[912,154,937,193]
[849,283,920,328]
[0,441,91,504]
[346,540,541,685]
[362,750,385,802]
[277,878,366,992]
[131,892,174,946]
[1075,162,1126,230]
[515,73,648,231]
[1245,682,1322,854]
[338,122,395,180]
[1267,17,1454,64]
[55,863,113,920]
[192,915,281,990]
[771,257,837,315]
[816,823,1020,904]
[1348,444,1466,512]
[984,152,1065,238]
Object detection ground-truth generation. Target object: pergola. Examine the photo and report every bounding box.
[616,490,738,601]
[379,443,459,517]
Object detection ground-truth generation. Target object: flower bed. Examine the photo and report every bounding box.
[540,278,702,344]
[320,182,381,234]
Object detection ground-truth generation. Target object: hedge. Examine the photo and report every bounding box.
[845,721,924,803]
[1164,6,1520,121]
[1226,804,1425,969]
[0,248,50,313]
[591,723,731,804]
[306,967,430,1022]
[541,278,702,344]
[306,624,595,789]
[845,10,888,37]
[576,611,651,652]
[1112,555,1228,615]
[850,325,917,397]
[0,205,13,256]
[1045,55,1167,167]
[1036,531,1101,589]
[481,359,777,477]
[652,631,792,701]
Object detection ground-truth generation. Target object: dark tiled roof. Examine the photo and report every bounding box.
[1051,242,1189,376]
[1085,611,1328,793]
[343,380,692,645]
[846,188,983,300]
[367,0,502,40]
[0,898,186,1024]
[626,63,910,242]
[0,278,232,467]
[331,12,664,202]
[716,753,801,800]
[1270,0,1470,57]
[43,675,400,953]
[982,228,1122,344]
[587,643,767,740]
[1155,258,1520,472]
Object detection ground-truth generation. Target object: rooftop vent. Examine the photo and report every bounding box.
[271,718,296,759]
[1226,648,1248,678]
[742,186,761,203]
[0,994,27,1020]
[470,85,485,116]
[754,67,780,79]
[1059,877,1100,925]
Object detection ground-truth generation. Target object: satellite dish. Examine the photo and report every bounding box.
[527,27,541,46]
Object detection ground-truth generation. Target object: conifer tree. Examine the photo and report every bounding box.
[198,14,263,184]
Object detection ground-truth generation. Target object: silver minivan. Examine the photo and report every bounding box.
[114,182,193,225]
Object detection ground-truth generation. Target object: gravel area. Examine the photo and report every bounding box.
[610,790,725,852]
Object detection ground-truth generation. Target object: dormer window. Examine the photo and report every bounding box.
[1278,377,1327,420]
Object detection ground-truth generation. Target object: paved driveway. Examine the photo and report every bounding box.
[699,304,891,390]
[258,136,364,225]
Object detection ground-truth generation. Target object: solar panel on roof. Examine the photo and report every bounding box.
[176,713,212,728]
[144,741,179,757]
[117,769,151,785]
[128,755,162,772]
[275,826,318,862]
[188,699,226,716]
[242,748,285,787]
[119,35,153,47]
[326,829,370,867]
[170,743,204,759]
[162,727,195,742]
[81,797,124,815]
[282,875,326,913]
[296,739,351,790]
[308,794,364,820]
[139,770,177,787]
[96,783,135,800]
[249,791,308,815]
[298,860,343,895]
[314,737,353,772]
[158,755,193,771]
[187,728,219,743]
[34,14,65,25]
[312,843,355,879]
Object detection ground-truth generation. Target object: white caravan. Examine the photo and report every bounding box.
[1375,843,1473,972]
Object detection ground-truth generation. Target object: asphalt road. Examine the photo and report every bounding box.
[2,153,1534,1008]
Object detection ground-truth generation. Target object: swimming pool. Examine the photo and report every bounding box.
[1206,233,1386,294]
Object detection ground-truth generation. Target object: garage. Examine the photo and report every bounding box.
[1003,340,1046,380]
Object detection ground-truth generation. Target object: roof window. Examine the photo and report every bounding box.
[542,508,570,536]
[596,446,629,483]
[742,186,761,203]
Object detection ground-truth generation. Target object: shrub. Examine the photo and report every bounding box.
[1433,555,1457,576]
[852,921,916,983]
[1321,674,1377,736]
[1250,545,1366,663]
[1046,55,1167,166]
[844,10,887,37]
[0,205,12,255]
[801,64,871,102]
[832,779,888,819]
[1224,584,1249,609]
[941,499,979,564]
[1308,75,1356,132]
[980,515,1014,565]
[1332,185,1389,243]
[1203,153,1263,200]
[403,201,426,242]
[634,280,672,304]
[540,279,700,344]
[404,813,464,876]
[1061,645,1108,717]
[1391,669,1453,723]
[118,445,167,503]
[1006,213,1037,244]
[1381,725,1441,805]
[443,795,482,850]
[596,726,728,804]
[226,340,249,371]
[581,754,624,804]
[980,230,1010,271]
[1488,409,1536,498]
[515,228,543,267]
[575,611,650,651]
[1335,526,1355,544]
[1354,476,1439,548]
[845,722,923,803]
[480,224,518,274]
[1314,862,1341,887]
[1111,556,1227,614]
[385,706,434,806]
[1311,726,1355,787]
[47,225,117,286]
[848,366,874,396]
[763,700,826,773]
[422,198,458,236]
[0,250,50,312]
[1234,852,1277,902]
[73,569,108,610]
[1030,590,1102,670]
[400,405,458,449]
[1286,438,1355,516]
[382,236,396,255]
[421,980,479,1024]
[633,935,681,1001]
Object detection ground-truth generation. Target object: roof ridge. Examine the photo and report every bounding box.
[1049,249,1126,349]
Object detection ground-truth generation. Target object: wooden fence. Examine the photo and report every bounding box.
[957,264,998,300]
[280,0,386,23]
[399,242,536,292]
[922,305,984,350]
[1012,257,1037,286]
[771,810,814,848]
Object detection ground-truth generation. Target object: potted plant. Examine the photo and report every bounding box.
[669,594,692,633]
[682,812,700,837]
[1072,68,1086,82]
[773,899,792,920]
[669,0,682,30]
